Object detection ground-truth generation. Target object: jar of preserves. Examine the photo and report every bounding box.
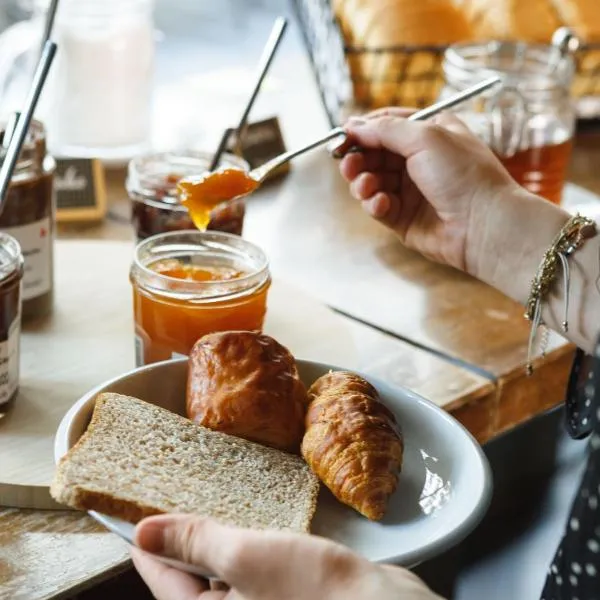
[441,39,577,205]
[126,151,249,241]
[130,230,271,366]
[0,119,55,320]
[0,233,24,414]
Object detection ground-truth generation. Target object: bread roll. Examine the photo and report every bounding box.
[463,0,561,42]
[548,0,600,42]
[187,331,309,454]
[342,0,472,107]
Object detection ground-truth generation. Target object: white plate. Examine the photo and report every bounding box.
[54,358,492,575]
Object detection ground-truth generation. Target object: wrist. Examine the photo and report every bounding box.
[466,186,570,306]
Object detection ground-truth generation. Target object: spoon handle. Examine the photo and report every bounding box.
[254,75,502,179]
[253,127,345,181]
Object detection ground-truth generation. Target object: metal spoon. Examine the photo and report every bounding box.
[209,16,288,171]
[246,75,502,185]
[0,41,58,211]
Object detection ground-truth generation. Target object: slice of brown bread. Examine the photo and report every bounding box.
[50,393,320,533]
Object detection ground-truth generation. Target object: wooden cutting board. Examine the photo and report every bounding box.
[0,239,359,511]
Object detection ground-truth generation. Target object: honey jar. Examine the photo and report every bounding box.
[0,233,23,413]
[442,40,576,205]
[130,230,271,366]
[126,151,249,241]
[0,119,55,320]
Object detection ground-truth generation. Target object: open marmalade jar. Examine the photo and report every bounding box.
[130,230,271,366]
[127,151,249,241]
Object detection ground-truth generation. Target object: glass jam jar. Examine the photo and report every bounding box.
[0,233,23,414]
[0,119,55,320]
[127,151,249,241]
[442,40,577,205]
[130,230,271,366]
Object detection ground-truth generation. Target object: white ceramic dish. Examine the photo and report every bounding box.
[54,358,492,575]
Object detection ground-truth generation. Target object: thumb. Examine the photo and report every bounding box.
[135,514,278,588]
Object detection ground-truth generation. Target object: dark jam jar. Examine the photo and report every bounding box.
[127,151,249,241]
[0,234,23,413]
[0,120,55,321]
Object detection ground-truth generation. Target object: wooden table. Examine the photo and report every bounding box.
[3,1,600,598]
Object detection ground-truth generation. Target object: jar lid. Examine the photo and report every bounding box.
[443,41,575,93]
[126,151,250,208]
[0,119,47,175]
[0,233,24,283]
[130,230,269,301]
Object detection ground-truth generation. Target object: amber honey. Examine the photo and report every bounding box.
[130,231,270,366]
[497,140,573,205]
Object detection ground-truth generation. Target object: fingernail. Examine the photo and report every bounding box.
[136,520,166,554]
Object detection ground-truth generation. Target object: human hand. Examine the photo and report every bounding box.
[132,514,444,600]
[339,108,520,275]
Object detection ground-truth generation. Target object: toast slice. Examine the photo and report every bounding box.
[51,393,320,533]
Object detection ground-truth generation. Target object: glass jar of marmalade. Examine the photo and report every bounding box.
[0,119,55,320]
[0,233,23,414]
[130,230,271,366]
[126,151,249,241]
[442,40,576,205]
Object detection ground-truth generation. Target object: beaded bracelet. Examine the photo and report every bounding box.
[525,213,597,375]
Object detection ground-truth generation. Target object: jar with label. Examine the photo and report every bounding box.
[130,230,271,366]
[0,120,55,321]
[441,39,577,205]
[0,233,24,414]
[127,151,249,241]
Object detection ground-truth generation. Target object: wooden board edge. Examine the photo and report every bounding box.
[0,482,76,511]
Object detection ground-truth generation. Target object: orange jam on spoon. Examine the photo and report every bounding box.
[177,168,259,230]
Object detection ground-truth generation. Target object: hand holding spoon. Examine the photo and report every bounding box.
[178,75,502,230]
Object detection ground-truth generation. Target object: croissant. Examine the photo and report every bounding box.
[301,371,403,520]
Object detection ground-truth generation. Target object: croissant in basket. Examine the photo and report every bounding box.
[301,371,403,521]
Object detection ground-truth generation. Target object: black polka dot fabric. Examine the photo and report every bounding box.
[541,341,600,600]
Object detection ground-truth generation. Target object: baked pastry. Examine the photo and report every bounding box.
[186,331,309,453]
[301,371,403,520]
[51,394,320,533]
[463,0,561,42]
[548,0,600,42]
[340,0,473,107]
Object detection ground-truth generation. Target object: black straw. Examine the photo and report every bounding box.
[209,16,288,171]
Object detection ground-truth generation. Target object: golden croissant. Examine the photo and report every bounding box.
[301,371,403,520]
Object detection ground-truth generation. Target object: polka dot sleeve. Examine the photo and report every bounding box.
[541,337,600,599]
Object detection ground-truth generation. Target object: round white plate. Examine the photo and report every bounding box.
[54,358,492,574]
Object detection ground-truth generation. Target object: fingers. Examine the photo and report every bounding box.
[340,150,404,181]
[131,547,210,600]
[343,111,471,159]
[136,515,286,591]
[349,171,401,201]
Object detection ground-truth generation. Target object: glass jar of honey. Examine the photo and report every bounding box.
[126,151,249,241]
[0,233,23,414]
[130,230,271,366]
[442,40,576,205]
[0,119,55,320]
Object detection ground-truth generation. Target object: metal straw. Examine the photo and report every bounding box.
[0,41,58,211]
[40,0,60,55]
[209,16,288,171]
[2,113,20,150]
